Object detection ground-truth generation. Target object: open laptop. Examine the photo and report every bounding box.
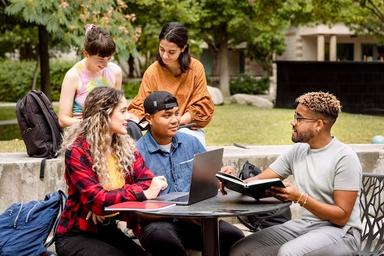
[150,148,224,205]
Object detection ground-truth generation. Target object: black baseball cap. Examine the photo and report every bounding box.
[144,91,178,115]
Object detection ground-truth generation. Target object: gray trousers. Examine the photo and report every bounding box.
[230,219,361,256]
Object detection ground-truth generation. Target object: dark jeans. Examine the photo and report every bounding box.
[55,222,147,256]
[138,219,244,256]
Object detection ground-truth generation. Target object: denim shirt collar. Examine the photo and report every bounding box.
[144,132,182,154]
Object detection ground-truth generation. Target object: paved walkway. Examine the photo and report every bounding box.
[0,102,16,107]
[0,119,17,125]
[0,102,59,126]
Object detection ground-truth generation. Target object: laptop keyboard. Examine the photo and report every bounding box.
[170,194,189,202]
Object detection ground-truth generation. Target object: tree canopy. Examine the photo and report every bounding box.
[3,0,137,97]
[2,0,384,97]
[5,0,137,59]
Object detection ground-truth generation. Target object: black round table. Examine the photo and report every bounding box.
[137,191,291,256]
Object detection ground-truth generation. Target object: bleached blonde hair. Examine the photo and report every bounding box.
[296,91,341,124]
[61,87,136,190]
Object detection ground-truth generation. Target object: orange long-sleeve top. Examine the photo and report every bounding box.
[128,57,214,128]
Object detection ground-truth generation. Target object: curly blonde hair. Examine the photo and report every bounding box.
[296,91,341,121]
[61,87,136,190]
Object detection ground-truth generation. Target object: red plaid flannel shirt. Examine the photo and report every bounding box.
[56,137,154,234]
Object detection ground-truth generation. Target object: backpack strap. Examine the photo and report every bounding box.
[29,91,62,158]
[44,190,67,248]
[39,158,47,179]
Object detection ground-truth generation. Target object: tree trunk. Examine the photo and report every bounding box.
[218,34,230,97]
[128,54,135,78]
[208,45,219,77]
[32,56,39,90]
[38,25,51,99]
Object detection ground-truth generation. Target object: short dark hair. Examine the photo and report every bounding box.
[144,91,178,115]
[157,22,191,73]
[84,24,116,57]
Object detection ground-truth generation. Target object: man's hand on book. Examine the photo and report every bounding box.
[218,166,237,195]
[221,166,236,175]
[268,181,300,202]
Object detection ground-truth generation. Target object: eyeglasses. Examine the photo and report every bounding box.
[293,113,318,123]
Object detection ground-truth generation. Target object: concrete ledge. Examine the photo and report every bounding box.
[0,153,66,212]
[217,144,384,173]
[1,144,383,212]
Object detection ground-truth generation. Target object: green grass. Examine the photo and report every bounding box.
[205,104,384,145]
[1,103,384,152]
[0,139,25,152]
[0,107,17,120]
[0,106,19,141]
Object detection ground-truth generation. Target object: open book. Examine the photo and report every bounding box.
[216,172,285,200]
[105,201,176,212]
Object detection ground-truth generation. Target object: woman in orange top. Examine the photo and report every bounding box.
[128,22,214,146]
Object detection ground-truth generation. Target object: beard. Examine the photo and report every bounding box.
[291,129,315,143]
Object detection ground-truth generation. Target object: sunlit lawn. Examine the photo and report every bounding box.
[0,103,383,152]
[205,104,384,145]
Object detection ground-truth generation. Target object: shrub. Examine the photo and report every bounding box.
[124,79,141,99]
[229,74,270,95]
[0,59,75,101]
[50,60,76,100]
[0,60,35,101]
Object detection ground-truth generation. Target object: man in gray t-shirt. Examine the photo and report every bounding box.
[231,92,362,256]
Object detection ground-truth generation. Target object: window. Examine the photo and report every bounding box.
[337,43,354,61]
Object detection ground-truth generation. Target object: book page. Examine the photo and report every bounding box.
[246,178,282,186]
[216,173,245,186]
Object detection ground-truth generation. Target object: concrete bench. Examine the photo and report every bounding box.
[1,144,383,212]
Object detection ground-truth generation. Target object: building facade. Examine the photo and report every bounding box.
[277,23,383,62]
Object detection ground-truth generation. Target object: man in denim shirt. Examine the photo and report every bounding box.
[136,91,244,256]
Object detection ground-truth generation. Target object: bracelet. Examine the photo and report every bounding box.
[302,193,309,206]
[295,192,304,204]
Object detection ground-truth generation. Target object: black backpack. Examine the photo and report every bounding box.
[0,190,67,256]
[16,90,63,178]
[237,161,292,232]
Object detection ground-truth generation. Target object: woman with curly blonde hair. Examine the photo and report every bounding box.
[55,87,167,256]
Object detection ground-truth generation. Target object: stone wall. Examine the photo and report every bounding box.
[0,144,383,212]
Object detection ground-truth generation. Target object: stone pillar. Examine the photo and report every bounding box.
[269,61,277,100]
[354,42,361,61]
[317,35,325,61]
[330,35,337,61]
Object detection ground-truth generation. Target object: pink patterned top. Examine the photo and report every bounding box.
[72,60,115,117]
